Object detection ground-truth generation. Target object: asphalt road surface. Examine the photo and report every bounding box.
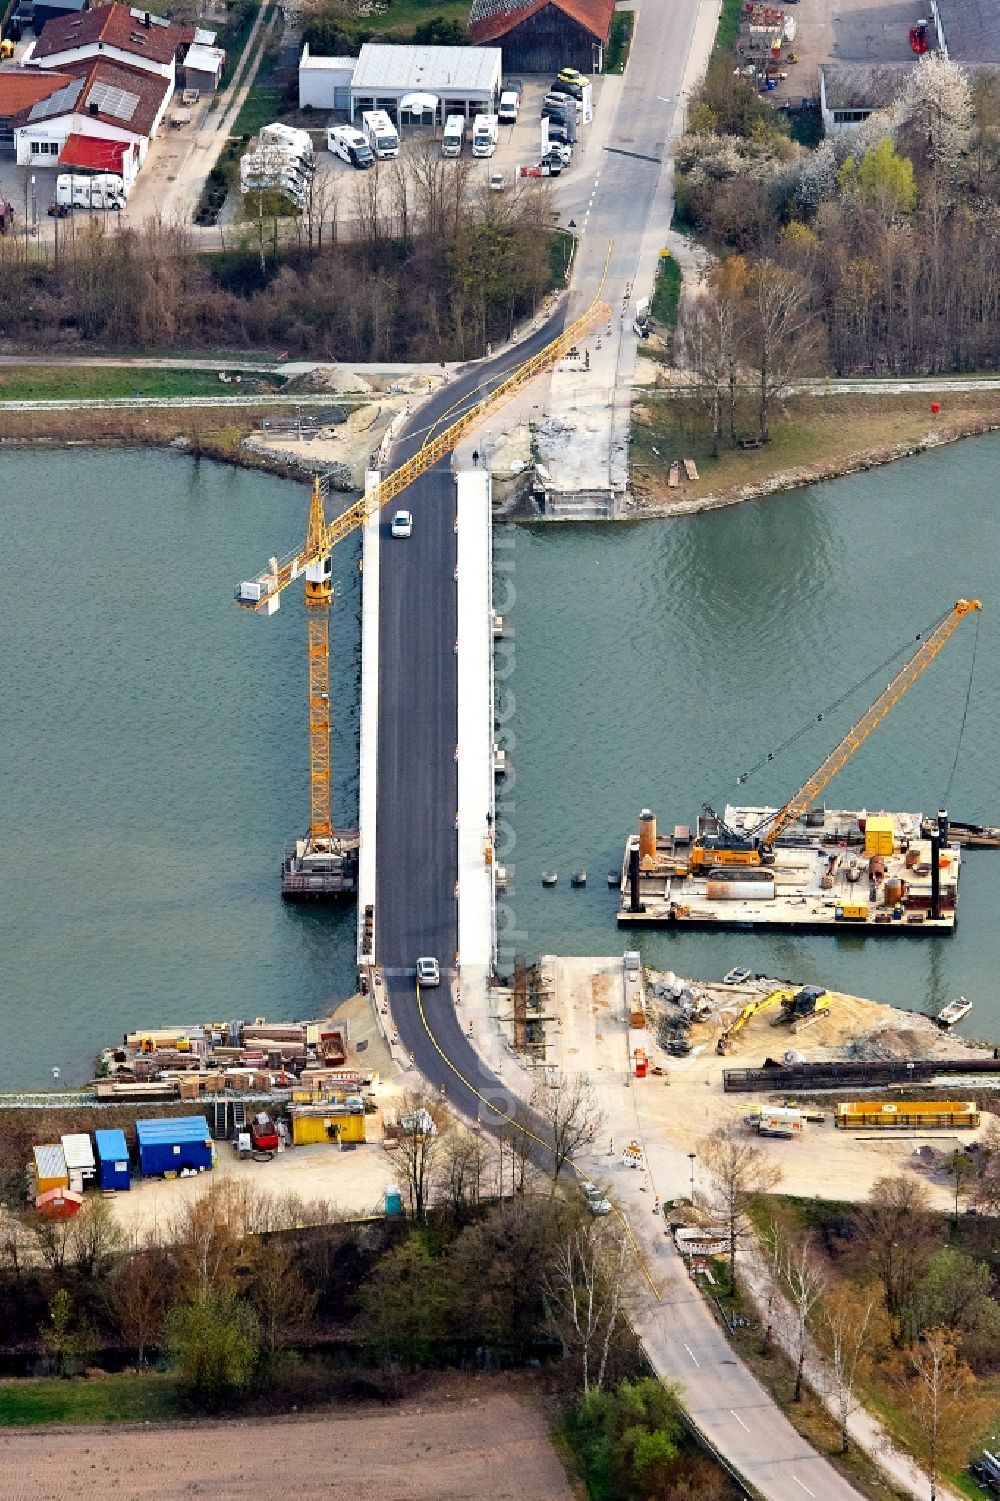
[374,310,564,1124]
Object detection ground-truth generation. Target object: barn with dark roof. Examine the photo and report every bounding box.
[468,0,614,75]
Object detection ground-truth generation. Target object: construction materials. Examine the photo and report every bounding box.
[835,1100,979,1131]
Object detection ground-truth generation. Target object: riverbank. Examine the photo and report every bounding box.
[627,389,1000,517]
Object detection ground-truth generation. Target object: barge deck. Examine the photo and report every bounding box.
[618,805,961,934]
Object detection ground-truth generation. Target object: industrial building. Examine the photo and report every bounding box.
[348,42,502,124]
[298,42,356,112]
[135,1115,213,1176]
[95,1128,131,1190]
[469,0,613,75]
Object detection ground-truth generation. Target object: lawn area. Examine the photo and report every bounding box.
[630,389,1000,505]
[232,83,287,139]
[361,0,469,38]
[0,368,286,400]
[605,9,635,74]
[712,0,742,57]
[0,1374,182,1426]
[548,228,575,286]
[649,254,682,328]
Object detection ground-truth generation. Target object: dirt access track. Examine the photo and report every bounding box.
[0,1387,574,1501]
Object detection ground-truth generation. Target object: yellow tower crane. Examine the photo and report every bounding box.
[689,598,983,869]
[236,290,612,896]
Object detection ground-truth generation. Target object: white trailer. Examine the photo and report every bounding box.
[471,112,498,158]
[361,108,399,159]
[749,1106,804,1138]
[260,121,315,160]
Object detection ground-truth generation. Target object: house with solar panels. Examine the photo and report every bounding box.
[12,57,170,177]
[22,4,192,83]
[468,0,613,75]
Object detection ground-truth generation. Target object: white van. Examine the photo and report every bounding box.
[471,113,498,158]
[361,108,399,160]
[327,124,374,169]
[497,89,519,124]
[441,113,465,157]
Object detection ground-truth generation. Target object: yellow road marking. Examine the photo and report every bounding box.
[415,981,660,1298]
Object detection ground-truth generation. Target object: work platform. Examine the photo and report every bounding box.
[618,805,962,933]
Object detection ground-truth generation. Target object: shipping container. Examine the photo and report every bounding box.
[94,1128,131,1190]
[289,1105,367,1145]
[864,815,894,856]
[135,1115,213,1176]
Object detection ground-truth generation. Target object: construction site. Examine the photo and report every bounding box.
[618,599,984,934]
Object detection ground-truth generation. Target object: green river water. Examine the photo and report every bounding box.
[2,436,999,1087]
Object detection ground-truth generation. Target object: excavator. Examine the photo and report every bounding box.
[688,599,982,872]
[716,987,796,1053]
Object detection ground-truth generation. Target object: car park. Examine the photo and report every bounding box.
[391,509,413,538]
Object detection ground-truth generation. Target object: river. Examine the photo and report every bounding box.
[3,437,999,1088]
[498,432,1000,1033]
[2,450,360,1089]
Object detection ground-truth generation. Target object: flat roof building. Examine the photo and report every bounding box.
[298,42,355,111]
[349,41,502,123]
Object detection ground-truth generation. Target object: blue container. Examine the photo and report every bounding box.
[135,1115,213,1177]
[94,1128,130,1190]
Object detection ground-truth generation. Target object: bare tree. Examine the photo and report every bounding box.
[70,1194,125,1279]
[395,1094,448,1222]
[758,1214,789,1355]
[822,1283,881,1454]
[743,259,820,442]
[107,1233,170,1366]
[437,1127,487,1219]
[902,1326,992,1501]
[536,1073,603,1184]
[699,1126,782,1291]
[679,256,747,454]
[784,1235,827,1402]
[543,1220,632,1393]
[857,1174,939,1344]
[243,1234,318,1359]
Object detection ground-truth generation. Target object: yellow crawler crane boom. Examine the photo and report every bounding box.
[235,291,611,615]
[303,478,333,843]
[762,598,982,846]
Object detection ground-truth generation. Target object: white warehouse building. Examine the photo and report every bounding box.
[349,42,501,124]
[298,42,356,111]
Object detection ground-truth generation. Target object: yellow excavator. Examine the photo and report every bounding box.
[716,988,797,1054]
[689,599,982,871]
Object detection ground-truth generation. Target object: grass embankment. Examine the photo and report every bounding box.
[630,390,1000,508]
[0,368,287,401]
[0,1373,181,1426]
[605,10,635,74]
[362,0,469,36]
[712,0,743,57]
[0,403,295,464]
[548,228,575,286]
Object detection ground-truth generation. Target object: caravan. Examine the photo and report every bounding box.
[361,109,399,160]
[471,113,499,158]
[441,114,465,157]
[327,125,374,169]
[56,173,126,210]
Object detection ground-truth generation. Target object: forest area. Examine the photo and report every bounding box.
[670,53,1000,449]
[0,175,559,361]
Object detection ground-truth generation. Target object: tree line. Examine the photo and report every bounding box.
[0,171,557,362]
[674,54,1000,395]
[698,1123,1000,1496]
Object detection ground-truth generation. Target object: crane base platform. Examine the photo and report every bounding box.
[618,805,960,934]
[281,834,360,900]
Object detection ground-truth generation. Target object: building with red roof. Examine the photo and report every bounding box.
[468,0,614,74]
[24,3,191,83]
[13,54,171,172]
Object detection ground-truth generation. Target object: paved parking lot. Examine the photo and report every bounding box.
[0,159,59,244]
[772,0,923,105]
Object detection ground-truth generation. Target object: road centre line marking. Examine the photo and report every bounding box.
[729,1410,750,1433]
[414,985,660,1298]
[683,1343,699,1367]
[792,1478,816,1497]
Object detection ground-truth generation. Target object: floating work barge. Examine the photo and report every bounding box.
[618,806,962,933]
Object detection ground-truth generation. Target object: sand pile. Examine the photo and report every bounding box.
[285,366,374,395]
[848,1026,933,1061]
